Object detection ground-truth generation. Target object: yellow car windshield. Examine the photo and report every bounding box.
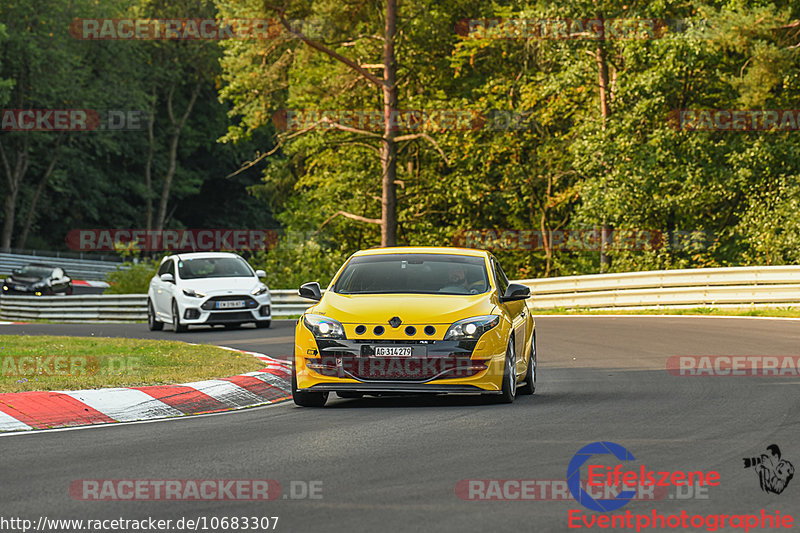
[333,254,490,295]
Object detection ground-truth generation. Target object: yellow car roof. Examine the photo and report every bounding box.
[352,246,489,258]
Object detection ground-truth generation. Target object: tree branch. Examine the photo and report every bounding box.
[18,132,65,248]
[327,139,381,155]
[225,120,331,179]
[265,3,385,88]
[319,210,381,230]
[166,82,176,125]
[393,132,449,164]
[320,118,383,138]
[177,81,202,129]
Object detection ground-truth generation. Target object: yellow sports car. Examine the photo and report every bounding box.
[292,247,536,407]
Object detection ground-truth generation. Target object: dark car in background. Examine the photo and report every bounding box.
[2,264,73,296]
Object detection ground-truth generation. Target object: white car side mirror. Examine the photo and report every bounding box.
[160,273,175,283]
[255,270,266,278]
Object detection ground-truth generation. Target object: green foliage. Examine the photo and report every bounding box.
[0,0,275,252]
[218,0,800,283]
[105,260,160,294]
[0,22,13,106]
[248,234,348,290]
[3,0,800,286]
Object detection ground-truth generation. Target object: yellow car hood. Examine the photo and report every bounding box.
[312,292,496,325]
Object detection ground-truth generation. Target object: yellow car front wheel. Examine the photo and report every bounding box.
[292,364,329,407]
[495,340,516,404]
[518,334,536,395]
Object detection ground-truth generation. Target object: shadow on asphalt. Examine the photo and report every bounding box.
[169,324,264,334]
[320,394,538,409]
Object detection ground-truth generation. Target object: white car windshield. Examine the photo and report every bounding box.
[333,254,489,295]
[177,257,253,279]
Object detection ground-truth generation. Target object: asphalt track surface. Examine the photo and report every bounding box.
[1,317,799,532]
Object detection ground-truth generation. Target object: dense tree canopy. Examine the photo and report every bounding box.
[1,0,798,286]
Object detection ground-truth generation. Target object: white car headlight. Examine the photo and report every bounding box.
[444,315,500,341]
[182,288,206,298]
[251,283,269,296]
[303,313,346,340]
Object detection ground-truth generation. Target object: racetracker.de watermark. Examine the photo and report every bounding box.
[66,229,281,252]
[306,355,490,380]
[669,110,800,132]
[452,229,707,251]
[1,109,147,132]
[454,18,703,40]
[1,356,141,377]
[667,356,800,377]
[69,479,322,501]
[455,479,672,501]
[272,109,538,132]
[69,18,331,40]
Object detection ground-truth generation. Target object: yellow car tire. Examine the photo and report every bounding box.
[495,340,517,404]
[518,334,536,395]
[292,364,328,407]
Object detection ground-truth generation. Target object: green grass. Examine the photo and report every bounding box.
[0,335,265,393]
[529,306,800,318]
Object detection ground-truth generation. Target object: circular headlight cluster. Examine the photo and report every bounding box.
[303,314,346,339]
[444,315,500,341]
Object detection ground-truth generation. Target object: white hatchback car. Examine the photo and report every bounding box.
[147,252,272,332]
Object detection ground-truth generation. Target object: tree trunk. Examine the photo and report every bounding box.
[18,133,65,249]
[597,44,610,121]
[155,125,180,232]
[380,0,398,247]
[596,33,612,273]
[145,84,156,232]
[0,140,30,252]
[1,189,18,252]
[540,173,553,277]
[155,81,201,231]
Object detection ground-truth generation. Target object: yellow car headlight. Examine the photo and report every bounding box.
[444,315,500,341]
[303,313,346,340]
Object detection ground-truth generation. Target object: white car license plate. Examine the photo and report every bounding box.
[216,300,245,309]
[374,346,412,357]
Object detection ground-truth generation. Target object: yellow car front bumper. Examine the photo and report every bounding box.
[293,319,509,394]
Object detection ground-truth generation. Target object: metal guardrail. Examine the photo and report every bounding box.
[0,252,126,281]
[0,266,798,322]
[0,291,304,323]
[516,265,800,309]
[0,295,147,322]
[2,247,123,261]
[269,290,320,317]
